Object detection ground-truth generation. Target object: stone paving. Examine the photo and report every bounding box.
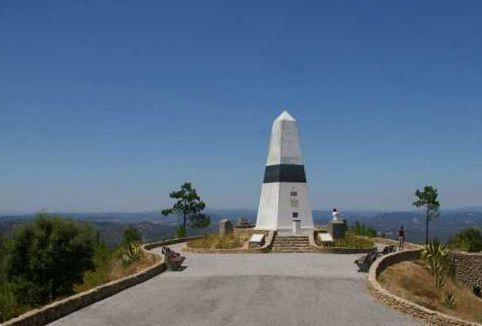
[51,243,420,326]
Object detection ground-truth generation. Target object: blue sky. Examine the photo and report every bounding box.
[1,0,482,213]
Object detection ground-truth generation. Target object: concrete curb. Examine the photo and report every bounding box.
[2,236,198,326]
[368,249,480,326]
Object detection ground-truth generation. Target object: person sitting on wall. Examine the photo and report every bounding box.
[332,208,341,221]
[398,225,406,250]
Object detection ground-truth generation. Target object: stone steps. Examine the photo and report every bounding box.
[271,235,314,253]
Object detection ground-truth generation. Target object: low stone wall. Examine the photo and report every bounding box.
[143,235,203,250]
[368,249,480,326]
[3,237,197,326]
[450,251,482,289]
[314,246,376,254]
[371,237,423,250]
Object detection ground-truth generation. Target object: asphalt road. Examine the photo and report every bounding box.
[51,244,420,326]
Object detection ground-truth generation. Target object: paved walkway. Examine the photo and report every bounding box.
[51,244,420,326]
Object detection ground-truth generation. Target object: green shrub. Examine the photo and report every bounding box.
[0,214,100,321]
[75,241,113,292]
[0,282,28,322]
[448,227,482,252]
[3,213,98,307]
[123,226,142,246]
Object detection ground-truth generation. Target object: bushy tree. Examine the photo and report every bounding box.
[75,241,113,292]
[123,225,142,245]
[161,182,210,235]
[448,227,482,252]
[3,213,98,306]
[413,186,440,244]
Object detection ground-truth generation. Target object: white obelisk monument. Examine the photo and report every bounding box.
[255,111,314,233]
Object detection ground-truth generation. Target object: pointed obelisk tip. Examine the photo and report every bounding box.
[276,110,296,122]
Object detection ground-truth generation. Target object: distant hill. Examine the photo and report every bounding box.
[1,209,481,245]
[363,211,482,243]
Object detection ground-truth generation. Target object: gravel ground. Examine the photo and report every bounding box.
[51,243,420,326]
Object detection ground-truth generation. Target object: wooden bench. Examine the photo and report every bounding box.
[354,251,377,272]
[162,246,185,271]
[378,245,395,256]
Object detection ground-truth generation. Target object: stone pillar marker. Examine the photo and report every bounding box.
[219,219,233,237]
[255,110,315,233]
[327,219,347,239]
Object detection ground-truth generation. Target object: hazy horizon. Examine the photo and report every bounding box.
[3,205,482,217]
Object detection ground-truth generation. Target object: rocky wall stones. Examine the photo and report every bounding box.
[368,249,480,326]
[450,251,482,289]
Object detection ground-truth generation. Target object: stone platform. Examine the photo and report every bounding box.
[51,243,420,326]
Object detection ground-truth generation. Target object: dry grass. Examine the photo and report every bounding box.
[333,232,374,249]
[379,260,482,323]
[187,232,249,250]
[110,251,160,280]
[74,251,160,293]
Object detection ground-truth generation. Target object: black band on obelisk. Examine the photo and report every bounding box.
[263,164,307,183]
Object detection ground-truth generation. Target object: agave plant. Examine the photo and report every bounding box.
[122,242,142,267]
[421,238,449,288]
[444,291,456,309]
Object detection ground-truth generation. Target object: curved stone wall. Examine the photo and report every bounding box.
[314,246,377,254]
[371,237,423,250]
[3,236,201,326]
[368,249,480,326]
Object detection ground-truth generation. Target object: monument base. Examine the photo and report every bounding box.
[327,219,347,239]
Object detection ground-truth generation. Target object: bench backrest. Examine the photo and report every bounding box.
[249,234,265,243]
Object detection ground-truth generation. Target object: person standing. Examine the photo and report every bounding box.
[398,225,405,250]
